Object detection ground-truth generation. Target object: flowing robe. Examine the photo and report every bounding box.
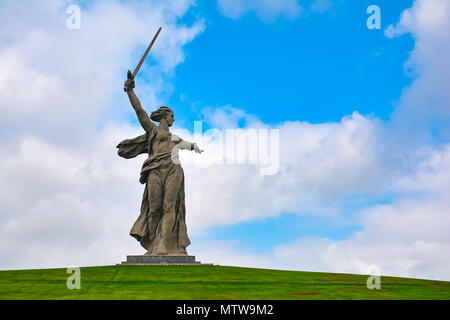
[117,126,190,255]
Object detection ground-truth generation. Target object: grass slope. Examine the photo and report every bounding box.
[0,265,449,300]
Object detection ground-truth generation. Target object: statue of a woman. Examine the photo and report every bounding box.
[117,71,203,256]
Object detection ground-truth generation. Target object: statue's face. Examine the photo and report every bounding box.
[166,112,175,127]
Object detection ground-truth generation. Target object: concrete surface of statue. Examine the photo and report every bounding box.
[118,70,203,256]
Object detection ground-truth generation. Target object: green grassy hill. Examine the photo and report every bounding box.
[0,265,449,300]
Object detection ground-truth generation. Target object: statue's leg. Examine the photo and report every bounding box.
[160,165,187,255]
[146,169,164,255]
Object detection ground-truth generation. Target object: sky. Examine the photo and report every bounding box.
[0,0,449,281]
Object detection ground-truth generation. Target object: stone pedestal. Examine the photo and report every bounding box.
[118,255,209,265]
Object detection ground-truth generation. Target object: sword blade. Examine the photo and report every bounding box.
[133,27,162,78]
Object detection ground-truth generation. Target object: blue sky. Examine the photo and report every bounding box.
[165,0,415,127]
[1,0,449,280]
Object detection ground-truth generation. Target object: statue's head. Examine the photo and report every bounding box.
[151,106,174,127]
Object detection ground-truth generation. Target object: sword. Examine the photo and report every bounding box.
[129,26,162,79]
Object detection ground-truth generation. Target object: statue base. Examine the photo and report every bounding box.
[117,255,210,266]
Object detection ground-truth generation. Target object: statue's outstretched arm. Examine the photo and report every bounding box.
[177,139,203,154]
[124,71,155,133]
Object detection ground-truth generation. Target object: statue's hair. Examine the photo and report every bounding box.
[150,106,174,122]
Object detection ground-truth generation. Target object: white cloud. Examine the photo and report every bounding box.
[0,124,149,269]
[386,0,450,141]
[217,0,302,22]
[385,0,449,38]
[182,110,393,234]
[272,185,450,281]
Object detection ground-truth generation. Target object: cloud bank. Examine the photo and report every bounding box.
[386,0,450,141]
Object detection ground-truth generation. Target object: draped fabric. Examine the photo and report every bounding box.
[116,133,148,159]
[116,128,191,255]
